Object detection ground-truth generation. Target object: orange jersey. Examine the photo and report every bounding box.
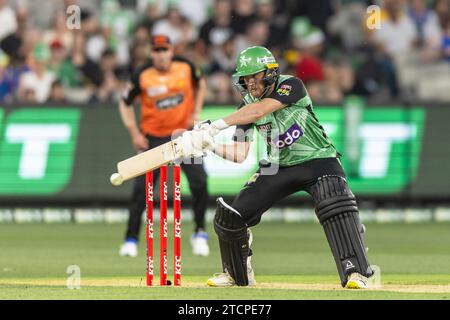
[123,57,201,137]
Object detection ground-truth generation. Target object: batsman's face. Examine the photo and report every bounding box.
[243,71,266,98]
[151,47,174,71]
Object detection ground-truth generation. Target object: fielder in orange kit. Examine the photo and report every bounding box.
[118,35,210,257]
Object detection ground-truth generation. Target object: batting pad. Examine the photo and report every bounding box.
[214,197,250,286]
[312,176,373,287]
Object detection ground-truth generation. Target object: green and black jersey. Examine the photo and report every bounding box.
[233,75,338,166]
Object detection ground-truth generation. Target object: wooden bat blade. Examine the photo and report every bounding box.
[117,137,182,181]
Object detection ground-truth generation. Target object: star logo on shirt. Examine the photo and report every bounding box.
[240,55,251,67]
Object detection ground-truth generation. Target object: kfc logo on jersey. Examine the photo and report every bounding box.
[272,123,303,148]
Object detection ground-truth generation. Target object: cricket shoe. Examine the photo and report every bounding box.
[119,239,138,257]
[190,230,210,256]
[206,257,256,287]
[345,272,369,289]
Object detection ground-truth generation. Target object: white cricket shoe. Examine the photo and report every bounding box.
[207,257,256,287]
[345,272,369,289]
[206,272,235,287]
[119,241,138,257]
[190,230,210,256]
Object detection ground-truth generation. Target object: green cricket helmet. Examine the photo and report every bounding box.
[232,46,280,95]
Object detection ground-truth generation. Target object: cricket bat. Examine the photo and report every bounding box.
[110,137,183,186]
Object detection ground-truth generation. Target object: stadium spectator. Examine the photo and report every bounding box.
[72,11,121,95]
[0,35,29,102]
[434,0,450,30]
[0,0,18,42]
[152,4,197,51]
[231,0,257,35]
[198,0,234,53]
[89,49,122,103]
[0,33,21,60]
[206,35,240,103]
[100,0,135,66]
[289,0,336,38]
[129,38,150,74]
[47,79,67,103]
[176,0,213,28]
[408,0,442,46]
[81,10,107,63]
[255,0,289,48]
[17,43,55,103]
[13,2,43,64]
[292,18,326,85]
[208,35,237,75]
[22,88,37,103]
[0,50,10,102]
[235,19,270,54]
[372,0,418,97]
[322,57,355,102]
[134,24,151,44]
[292,17,355,104]
[443,20,450,62]
[42,11,74,53]
[327,1,366,53]
[127,25,152,76]
[48,39,81,88]
[138,0,163,33]
[351,50,385,97]
[373,0,417,56]
[408,0,442,61]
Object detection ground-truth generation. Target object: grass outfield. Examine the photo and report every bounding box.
[0,222,449,299]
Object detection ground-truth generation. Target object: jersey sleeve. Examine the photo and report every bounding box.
[266,77,307,105]
[232,102,254,142]
[174,56,203,86]
[122,67,144,105]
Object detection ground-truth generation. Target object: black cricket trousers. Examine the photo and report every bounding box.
[231,157,347,227]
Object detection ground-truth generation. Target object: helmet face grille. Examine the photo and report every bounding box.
[232,67,280,100]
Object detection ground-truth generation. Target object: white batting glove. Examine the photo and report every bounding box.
[180,131,201,158]
[192,129,216,151]
[180,130,215,158]
[193,120,211,131]
[194,119,229,137]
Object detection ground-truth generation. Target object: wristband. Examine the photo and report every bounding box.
[211,119,229,130]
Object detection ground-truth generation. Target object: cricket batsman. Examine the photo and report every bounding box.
[183,46,373,289]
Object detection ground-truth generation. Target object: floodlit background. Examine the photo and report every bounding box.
[0,0,449,220]
[0,0,449,299]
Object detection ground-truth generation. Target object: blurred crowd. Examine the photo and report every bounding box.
[0,0,449,105]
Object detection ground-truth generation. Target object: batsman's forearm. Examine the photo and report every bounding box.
[119,100,140,136]
[222,103,264,126]
[213,142,249,163]
[220,98,283,127]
